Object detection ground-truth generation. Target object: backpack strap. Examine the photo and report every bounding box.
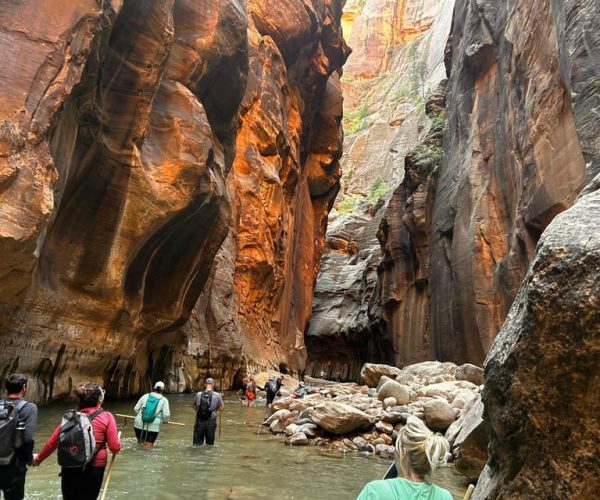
[87,409,106,451]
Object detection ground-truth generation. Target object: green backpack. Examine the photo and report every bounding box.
[141,394,162,423]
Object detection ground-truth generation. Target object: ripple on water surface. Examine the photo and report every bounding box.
[27,394,469,499]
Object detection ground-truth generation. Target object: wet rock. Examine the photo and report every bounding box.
[308,401,373,435]
[352,436,369,451]
[377,380,411,405]
[375,444,396,457]
[297,423,318,438]
[270,420,285,434]
[375,421,394,435]
[265,409,291,426]
[289,432,309,446]
[381,412,407,425]
[361,364,402,387]
[455,364,484,386]
[423,399,458,432]
[343,438,358,451]
[284,424,299,437]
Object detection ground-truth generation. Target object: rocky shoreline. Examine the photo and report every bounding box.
[261,362,488,481]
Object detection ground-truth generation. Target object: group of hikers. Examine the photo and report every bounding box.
[0,374,223,499]
[238,374,305,407]
[0,372,454,500]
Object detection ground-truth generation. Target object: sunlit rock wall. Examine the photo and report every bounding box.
[0,0,348,401]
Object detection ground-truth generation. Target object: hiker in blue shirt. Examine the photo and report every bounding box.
[133,381,170,448]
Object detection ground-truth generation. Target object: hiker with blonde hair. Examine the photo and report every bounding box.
[357,416,452,499]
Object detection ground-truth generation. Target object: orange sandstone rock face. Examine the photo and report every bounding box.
[0,0,348,401]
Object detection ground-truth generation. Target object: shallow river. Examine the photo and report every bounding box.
[26,394,469,499]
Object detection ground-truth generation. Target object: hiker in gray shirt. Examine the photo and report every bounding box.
[192,378,224,446]
[0,373,38,500]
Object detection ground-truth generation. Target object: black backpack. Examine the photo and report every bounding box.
[196,392,213,420]
[57,409,105,468]
[0,399,28,466]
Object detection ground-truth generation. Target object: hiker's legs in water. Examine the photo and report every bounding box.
[61,466,105,500]
[193,419,209,445]
[205,421,217,445]
[135,427,158,448]
[0,463,26,500]
[266,392,275,408]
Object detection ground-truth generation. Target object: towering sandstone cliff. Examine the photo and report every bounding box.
[309,0,598,376]
[307,0,455,378]
[0,0,347,401]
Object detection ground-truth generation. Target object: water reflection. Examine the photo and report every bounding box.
[26,394,469,499]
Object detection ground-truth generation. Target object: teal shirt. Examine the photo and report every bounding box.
[357,478,453,500]
[133,393,170,432]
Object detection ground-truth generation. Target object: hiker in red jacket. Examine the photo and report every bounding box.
[33,382,121,500]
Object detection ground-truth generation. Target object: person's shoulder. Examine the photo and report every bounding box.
[432,485,453,500]
[357,480,390,499]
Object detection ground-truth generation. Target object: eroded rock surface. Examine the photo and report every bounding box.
[0,0,348,401]
[473,182,600,499]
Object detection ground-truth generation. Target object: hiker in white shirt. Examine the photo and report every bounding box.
[133,381,170,448]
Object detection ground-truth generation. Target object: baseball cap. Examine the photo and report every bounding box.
[206,377,215,385]
[154,381,165,390]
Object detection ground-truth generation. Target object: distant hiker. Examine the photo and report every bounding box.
[262,375,283,408]
[237,377,249,405]
[356,416,452,500]
[245,377,257,407]
[336,370,342,382]
[291,382,307,399]
[192,378,224,446]
[133,381,170,448]
[0,373,38,500]
[34,382,121,500]
[320,370,326,379]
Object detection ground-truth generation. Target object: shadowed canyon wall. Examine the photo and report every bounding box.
[309,0,598,377]
[0,0,348,402]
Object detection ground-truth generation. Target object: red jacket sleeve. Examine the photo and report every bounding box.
[36,424,61,464]
[106,412,121,454]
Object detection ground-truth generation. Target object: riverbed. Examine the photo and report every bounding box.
[26,394,469,499]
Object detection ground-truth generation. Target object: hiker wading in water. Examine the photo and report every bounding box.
[34,382,121,500]
[0,373,38,500]
[133,381,170,448]
[262,375,283,408]
[192,378,224,446]
[356,416,452,500]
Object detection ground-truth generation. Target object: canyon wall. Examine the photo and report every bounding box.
[307,0,455,378]
[310,0,597,377]
[0,0,347,402]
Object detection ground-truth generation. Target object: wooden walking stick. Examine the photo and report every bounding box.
[100,431,122,500]
[219,376,224,438]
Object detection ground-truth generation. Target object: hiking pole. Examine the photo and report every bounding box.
[114,413,186,426]
[219,376,224,438]
[100,431,121,500]
[463,484,475,500]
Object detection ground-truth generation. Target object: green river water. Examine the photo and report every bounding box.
[25,394,470,499]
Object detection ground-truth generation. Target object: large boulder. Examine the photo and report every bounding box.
[473,184,600,499]
[308,401,373,435]
[455,363,484,386]
[377,380,411,405]
[423,399,458,432]
[361,363,402,387]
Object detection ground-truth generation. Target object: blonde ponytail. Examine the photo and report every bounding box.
[395,416,450,482]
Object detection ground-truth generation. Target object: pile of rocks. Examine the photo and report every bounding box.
[261,361,489,479]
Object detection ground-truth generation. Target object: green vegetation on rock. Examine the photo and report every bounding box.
[342,104,374,135]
